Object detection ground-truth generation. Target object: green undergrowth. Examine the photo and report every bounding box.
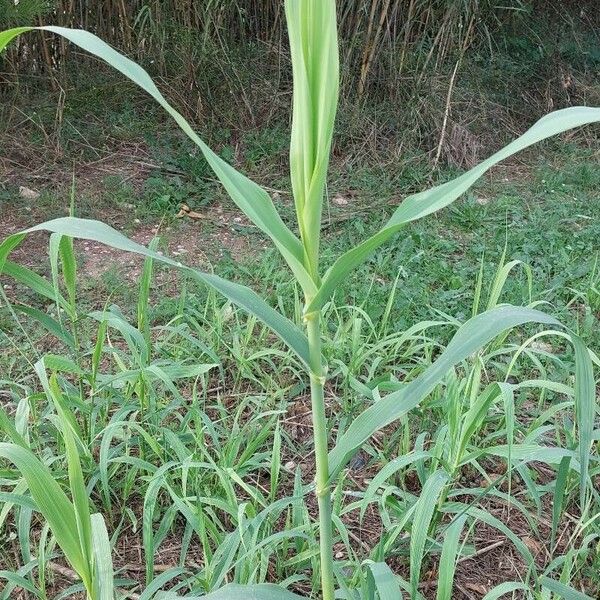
[1,142,599,598]
[0,11,599,598]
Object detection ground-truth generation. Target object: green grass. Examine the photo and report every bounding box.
[1,140,598,598]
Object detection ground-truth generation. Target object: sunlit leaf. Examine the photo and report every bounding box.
[307,107,600,313]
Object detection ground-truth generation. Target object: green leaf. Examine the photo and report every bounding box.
[2,260,70,311]
[361,451,432,520]
[410,470,449,599]
[551,456,571,549]
[0,219,311,368]
[35,364,93,586]
[285,0,339,276]
[0,406,28,449]
[571,333,595,510]
[481,582,530,600]
[328,305,560,476]
[0,25,315,295]
[436,515,467,600]
[91,514,114,600]
[59,235,78,307]
[139,567,187,600]
[138,237,160,345]
[470,444,578,468]
[0,443,90,586]
[442,503,535,568]
[539,577,594,600]
[196,584,306,599]
[0,570,41,597]
[13,304,75,348]
[307,106,600,313]
[455,384,501,462]
[0,26,32,51]
[365,561,403,600]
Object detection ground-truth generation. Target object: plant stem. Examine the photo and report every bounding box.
[306,312,335,600]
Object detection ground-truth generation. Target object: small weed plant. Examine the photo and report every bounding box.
[1,1,599,599]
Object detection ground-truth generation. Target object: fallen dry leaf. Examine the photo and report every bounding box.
[332,195,349,206]
[176,203,204,219]
[523,536,544,555]
[464,582,489,595]
[19,186,40,200]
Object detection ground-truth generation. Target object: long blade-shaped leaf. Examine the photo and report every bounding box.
[307,106,600,313]
[365,561,403,600]
[328,306,560,476]
[0,443,89,583]
[0,220,311,368]
[539,577,594,600]
[35,364,93,584]
[285,0,339,275]
[410,470,449,598]
[0,26,315,295]
[178,584,307,599]
[571,333,595,510]
[436,514,467,600]
[2,260,70,311]
[481,582,529,600]
[91,513,114,600]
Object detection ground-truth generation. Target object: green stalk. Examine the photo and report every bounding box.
[306,310,335,600]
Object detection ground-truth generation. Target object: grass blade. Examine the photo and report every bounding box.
[539,577,594,600]
[13,305,75,348]
[0,443,90,586]
[365,561,403,600]
[185,584,307,599]
[551,456,571,550]
[35,364,93,587]
[91,514,114,600]
[2,261,70,311]
[481,582,530,600]
[410,470,449,598]
[571,333,595,510]
[436,514,467,600]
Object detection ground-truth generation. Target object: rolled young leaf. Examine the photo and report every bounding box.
[0,26,316,296]
[306,106,600,313]
[285,0,339,277]
[0,219,311,368]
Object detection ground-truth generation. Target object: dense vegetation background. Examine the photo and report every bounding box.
[2,0,599,157]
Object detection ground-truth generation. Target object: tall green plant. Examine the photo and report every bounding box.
[1,1,599,598]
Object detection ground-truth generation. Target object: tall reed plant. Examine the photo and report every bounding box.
[1,1,599,598]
